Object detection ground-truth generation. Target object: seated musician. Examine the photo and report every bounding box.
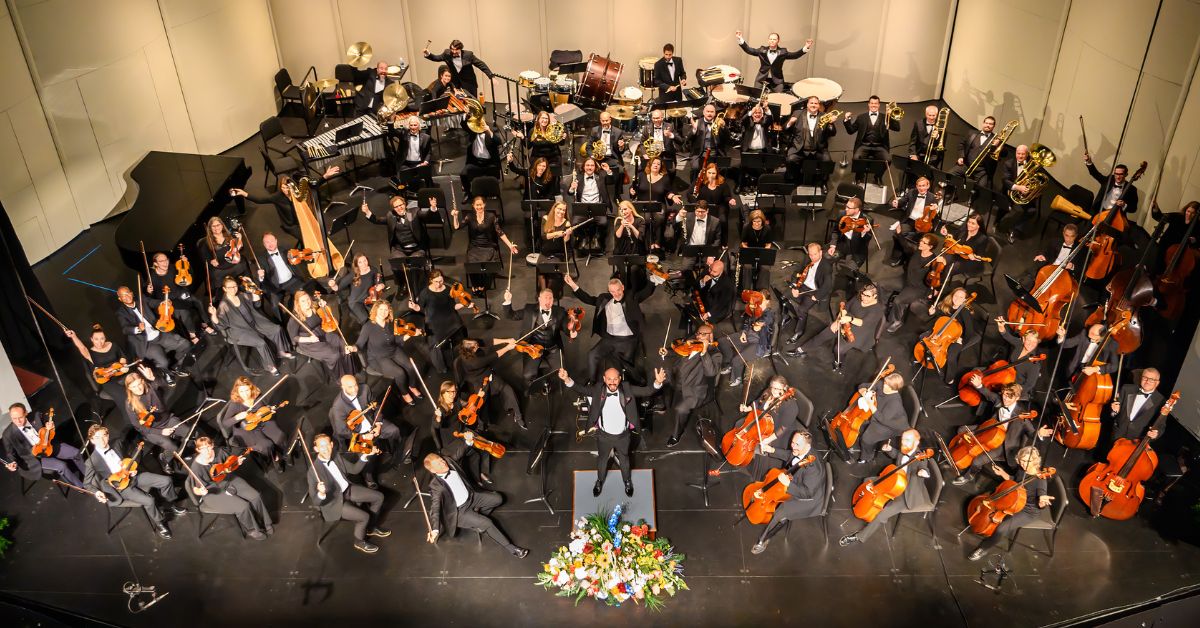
[966,446,1053,561]
[917,287,980,385]
[788,283,885,367]
[938,214,989,278]
[502,287,575,394]
[955,116,999,186]
[749,430,828,555]
[685,104,729,183]
[198,216,248,285]
[146,250,214,339]
[562,274,655,386]
[740,210,774,289]
[676,201,724,254]
[460,118,502,198]
[848,372,909,464]
[288,291,357,377]
[354,61,395,114]
[568,157,615,254]
[84,425,184,540]
[952,382,1052,486]
[828,197,873,270]
[425,65,462,133]
[991,319,1046,400]
[909,105,944,169]
[356,301,423,404]
[432,381,492,484]
[3,403,85,488]
[115,285,192,387]
[1084,153,1139,216]
[694,257,735,327]
[689,163,738,224]
[782,242,833,344]
[734,30,812,93]
[654,43,686,103]
[885,234,942,333]
[329,375,402,489]
[512,111,565,175]
[720,289,775,388]
[888,176,938,267]
[258,232,314,316]
[1109,368,1165,443]
[843,96,900,184]
[588,111,626,197]
[612,201,650,293]
[535,201,574,297]
[66,324,130,406]
[739,105,777,188]
[408,269,469,374]
[221,376,289,472]
[660,324,722,448]
[1031,223,1079,280]
[187,436,273,540]
[739,376,803,475]
[999,144,1037,243]
[638,110,679,173]
[328,254,383,324]
[454,338,524,429]
[839,429,931,546]
[422,39,493,100]
[395,116,433,190]
[785,96,835,185]
[1055,323,1118,379]
[507,156,559,204]
[451,195,519,295]
[1156,200,1198,264]
[229,168,340,245]
[635,156,684,251]
[123,369,187,473]
[209,276,293,376]
[363,195,429,298]
[424,450,528,558]
[307,433,390,555]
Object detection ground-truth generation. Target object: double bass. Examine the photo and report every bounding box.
[1078,391,1179,520]
[1084,160,1147,281]
[828,362,895,449]
[1056,316,1128,450]
[1005,246,1082,341]
[956,353,1046,407]
[967,467,1057,537]
[913,292,976,370]
[741,454,817,525]
[1085,223,1161,355]
[285,178,344,278]
[946,410,1038,470]
[1155,212,1198,321]
[851,448,934,522]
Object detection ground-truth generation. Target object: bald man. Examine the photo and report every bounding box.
[908,104,945,169]
[999,144,1037,242]
[588,111,626,197]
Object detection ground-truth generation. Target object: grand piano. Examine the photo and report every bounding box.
[115,151,250,271]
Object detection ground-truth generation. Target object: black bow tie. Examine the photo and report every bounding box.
[1138,391,1152,398]
[809,115,817,119]
[541,310,551,316]
[611,299,622,305]
[606,390,620,398]
[586,176,594,181]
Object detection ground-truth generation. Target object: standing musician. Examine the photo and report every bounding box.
[451,196,519,295]
[1156,200,1198,256]
[635,156,684,251]
[740,210,774,289]
[734,30,813,93]
[229,168,340,244]
[939,214,989,278]
[653,43,687,103]
[588,111,627,197]
[951,382,1052,486]
[843,96,901,181]
[395,116,433,190]
[199,217,248,285]
[612,201,650,292]
[355,301,424,404]
[909,105,945,169]
[956,116,999,186]
[569,157,616,253]
[690,163,739,223]
[562,274,655,385]
[115,285,191,387]
[355,61,396,114]
[788,283,885,365]
[503,287,575,391]
[329,375,403,489]
[536,201,573,297]
[288,291,357,377]
[3,403,85,488]
[782,242,833,344]
[187,437,273,540]
[695,257,735,325]
[328,254,383,324]
[424,450,528,558]
[146,251,214,339]
[991,319,1046,400]
[409,269,469,374]
[559,366,666,497]
[1084,153,1139,215]
[209,276,293,377]
[1109,368,1165,443]
[966,446,1053,561]
[454,338,525,429]
[307,433,390,555]
[721,290,776,388]
[886,234,943,333]
[660,324,722,448]
[460,119,502,198]
[999,144,1036,243]
[423,39,493,98]
[749,430,828,555]
[507,156,559,204]
[739,376,804,474]
[848,372,909,464]
[685,104,729,182]
[258,232,311,316]
[221,377,289,472]
[363,195,429,298]
[1055,323,1118,379]
[84,425,183,540]
[432,380,493,484]
[785,96,836,184]
[123,370,187,473]
[918,287,979,385]
[513,111,565,175]
[888,176,939,267]
[839,429,932,546]
[828,197,874,271]
[1032,223,1080,279]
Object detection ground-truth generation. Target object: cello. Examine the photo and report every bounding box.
[956,353,1046,407]
[852,448,935,522]
[720,369,794,467]
[1078,391,1179,520]
[914,292,976,370]
[967,467,1057,537]
[828,361,895,449]
[1156,212,1198,321]
[1056,316,1129,450]
[1005,244,1083,341]
[946,410,1038,470]
[741,454,817,525]
[285,178,344,278]
[1084,160,1147,280]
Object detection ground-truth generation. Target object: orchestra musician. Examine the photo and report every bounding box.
[635,155,684,251]
[918,287,979,384]
[432,380,492,484]
[258,232,312,316]
[612,201,650,292]
[1055,323,1118,379]
[1109,368,1165,443]
[454,338,525,429]
[328,253,383,324]
[851,372,910,464]
[308,433,390,555]
[939,214,989,278]
[187,437,273,540]
[721,290,776,388]
[65,324,129,406]
[739,376,804,474]
[422,39,494,99]
[788,283,885,365]
[660,324,722,448]
[785,96,836,185]
[685,104,729,182]
[886,234,942,333]
[888,176,939,267]
[288,291,357,377]
[782,242,834,344]
[989,320,1046,401]
[689,163,738,223]
[966,446,1053,562]
[749,430,828,555]
[460,118,503,198]
[562,274,655,385]
[1156,200,1198,255]
[395,116,433,191]
[999,144,1036,243]
[221,376,289,472]
[956,116,999,186]
[696,257,735,326]
[637,110,678,174]
[123,369,187,473]
[514,111,565,175]
[356,301,424,404]
[839,429,932,546]
[230,168,340,245]
[507,156,559,204]
[828,197,874,271]
[503,287,575,391]
[741,104,776,155]
[588,111,626,196]
[199,217,248,285]
[1032,223,1080,279]
[3,403,85,488]
[354,61,396,114]
[734,30,813,93]
[1085,154,1139,215]
[951,382,1052,486]
[843,96,901,182]
[329,375,403,489]
[409,269,469,374]
[653,43,687,102]
[424,450,528,558]
[84,425,184,540]
[209,276,293,377]
[363,195,430,297]
[537,201,573,296]
[676,201,724,252]
[559,366,667,497]
[569,157,615,253]
[451,195,519,295]
[909,105,944,169]
[146,251,215,338]
[739,210,774,289]
[115,285,191,387]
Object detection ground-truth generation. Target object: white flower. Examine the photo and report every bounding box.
[568,538,586,554]
[596,589,608,600]
[623,524,631,532]
[575,567,588,580]
[555,571,570,586]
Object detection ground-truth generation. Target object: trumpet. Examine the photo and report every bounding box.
[886,101,905,122]
[818,109,843,128]
[965,119,1017,177]
[1009,143,1056,205]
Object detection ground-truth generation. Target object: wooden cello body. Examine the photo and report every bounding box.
[829,364,895,448]
[1007,263,1075,342]
[851,449,934,522]
[288,178,343,278]
[966,468,1056,536]
[741,455,816,525]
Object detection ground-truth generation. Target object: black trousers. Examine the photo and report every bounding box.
[855,497,906,541]
[587,335,638,383]
[372,352,419,392]
[999,201,1037,237]
[430,328,467,374]
[521,346,560,389]
[596,430,633,486]
[783,293,821,338]
[976,510,1041,551]
[338,483,384,541]
[800,325,869,363]
[670,389,705,439]
[202,477,272,533]
[118,471,178,524]
[233,420,286,462]
[143,332,191,371]
[457,491,514,550]
[31,443,85,487]
[141,416,186,455]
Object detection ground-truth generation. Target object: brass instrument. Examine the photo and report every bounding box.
[886,101,905,122]
[1009,143,1056,205]
[818,109,843,128]
[925,107,949,164]
[641,136,664,160]
[532,121,565,143]
[580,139,606,160]
[464,97,487,133]
[1051,194,1091,220]
[964,119,1017,177]
[711,108,727,136]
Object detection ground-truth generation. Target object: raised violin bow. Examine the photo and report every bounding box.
[139,240,153,292]
[413,476,436,544]
[277,302,319,338]
[409,357,440,413]
[246,374,291,413]
[25,296,69,333]
[660,319,672,360]
[173,450,208,489]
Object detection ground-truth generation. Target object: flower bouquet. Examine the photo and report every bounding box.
[536,505,687,609]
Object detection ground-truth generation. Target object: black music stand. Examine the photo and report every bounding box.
[680,245,722,267]
[742,151,785,175]
[463,260,503,320]
[797,161,835,209]
[571,202,609,258]
[851,158,887,188]
[631,201,662,217]
[608,254,647,286]
[901,159,934,191]
[328,205,359,243]
[421,95,454,173]
[738,247,777,286]
[536,261,572,290]
[523,199,554,249]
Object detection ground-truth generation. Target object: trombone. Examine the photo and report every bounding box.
[925,107,949,165]
[965,119,1017,178]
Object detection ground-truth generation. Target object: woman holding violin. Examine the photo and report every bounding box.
[950,382,1052,486]
[433,380,492,484]
[209,276,292,376]
[454,338,525,430]
[939,214,989,278]
[747,430,828,555]
[720,289,775,388]
[886,233,942,333]
[966,446,1053,561]
[123,368,187,473]
[409,269,469,374]
[452,195,519,295]
[328,253,382,325]
[287,291,358,377]
[917,287,979,385]
[187,436,273,540]
[355,301,424,405]
[221,376,288,472]
[66,324,131,406]
[198,216,248,285]
[840,429,933,547]
[888,176,940,267]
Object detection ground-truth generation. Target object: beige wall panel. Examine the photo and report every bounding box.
[0,112,29,194]
[9,187,52,263]
[542,0,610,82]
[9,99,82,239]
[142,37,197,152]
[1158,58,1200,215]
[876,0,954,102]
[610,0,676,91]
[1142,0,1200,86]
[39,80,120,219]
[681,0,746,87]
[0,12,36,112]
[14,0,165,85]
[475,0,545,102]
[270,0,340,81]
[812,0,883,102]
[409,0,486,87]
[335,0,413,75]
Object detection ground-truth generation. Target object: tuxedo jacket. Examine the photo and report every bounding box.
[787,114,836,154]
[1,412,52,471]
[1110,384,1165,442]
[909,119,942,160]
[738,42,806,85]
[424,49,493,95]
[571,281,655,337]
[1086,162,1140,215]
[574,381,659,432]
[428,451,484,538]
[504,302,569,349]
[588,125,625,160]
[970,393,1036,462]
[354,74,396,112]
[463,131,502,168]
[843,111,900,149]
[653,57,686,91]
[306,448,368,522]
[1061,331,1118,375]
[365,207,429,252]
[395,131,433,164]
[328,388,378,443]
[895,189,938,224]
[789,256,834,302]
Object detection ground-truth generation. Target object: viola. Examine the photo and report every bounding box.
[450,282,480,314]
[224,232,243,265]
[459,376,491,426]
[313,292,338,333]
[287,248,321,265]
[792,261,814,289]
[514,341,544,359]
[31,408,56,457]
[836,301,854,343]
[913,292,976,370]
[107,442,145,490]
[828,363,895,449]
[925,258,946,293]
[1056,316,1128,450]
[240,276,263,297]
[346,401,379,431]
[741,290,765,318]
[946,410,1038,470]
[1006,261,1076,342]
[1084,161,1146,281]
[174,244,192,287]
[692,290,708,320]
[93,359,139,384]
[209,447,253,482]
[721,388,795,467]
[851,448,935,522]
[671,338,717,357]
[393,318,421,337]
[967,467,1057,537]
[943,236,992,262]
[137,405,160,428]
[1078,391,1178,520]
[155,285,176,333]
[348,432,381,456]
[454,431,507,458]
[838,215,877,235]
[956,354,1046,407]
[244,400,288,431]
[741,454,817,525]
[913,191,942,233]
[646,260,671,284]
[566,307,585,335]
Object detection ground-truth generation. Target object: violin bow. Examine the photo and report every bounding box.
[932,432,961,478]
[25,297,68,333]
[371,386,392,430]
[205,261,213,307]
[660,319,672,361]
[931,261,955,305]
[173,451,208,490]
[331,240,356,282]
[513,321,547,345]
[961,424,999,468]
[246,374,291,413]
[409,357,440,413]
[179,399,223,451]
[139,241,153,292]
[240,226,261,269]
[136,273,144,316]
[413,476,435,542]
[507,246,515,292]
[277,302,319,338]
[294,428,322,484]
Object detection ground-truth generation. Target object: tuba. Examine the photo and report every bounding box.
[464,97,487,133]
[1009,144,1056,205]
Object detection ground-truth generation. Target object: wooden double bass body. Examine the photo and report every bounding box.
[1078,392,1179,520]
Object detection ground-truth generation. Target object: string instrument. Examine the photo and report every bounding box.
[93,359,140,384]
[925,257,947,293]
[967,467,1057,537]
[942,235,992,262]
[741,290,765,318]
[946,410,1038,470]
[721,387,796,467]
[364,259,385,306]
[792,261,814,289]
[154,285,176,333]
[514,341,544,359]
[137,405,161,428]
[449,282,480,314]
[956,353,1047,406]
[348,432,382,456]
[454,431,507,458]
[209,447,253,482]
[566,307,585,335]
[243,400,289,431]
[1155,213,1199,321]
[1078,391,1179,520]
[107,442,145,490]
[1084,160,1146,281]
[913,191,942,233]
[240,276,263,297]
[671,337,717,357]
[1006,255,1079,341]
[913,292,976,369]
[174,244,192,287]
[31,408,56,457]
[1085,222,1161,355]
[459,376,491,426]
[1056,316,1129,450]
[393,318,421,337]
[838,215,877,235]
[741,454,817,525]
[224,228,243,265]
[851,448,935,522]
[836,301,855,343]
[345,402,379,432]
[286,177,344,277]
[313,292,338,333]
[692,290,708,320]
[828,362,896,448]
[287,248,322,265]
[646,259,671,284]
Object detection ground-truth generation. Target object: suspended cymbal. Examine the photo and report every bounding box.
[314,78,339,91]
[666,106,690,118]
[383,83,411,111]
[346,41,374,68]
[605,104,637,121]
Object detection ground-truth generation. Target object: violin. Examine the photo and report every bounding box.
[692,290,708,320]
[741,454,817,525]
[313,292,338,333]
[721,388,795,467]
[1084,160,1146,281]
[1056,316,1128,451]
[741,289,765,318]
[851,448,935,522]
[956,354,1046,407]
[174,244,192,287]
[943,235,992,262]
[107,442,145,490]
[225,230,243,265]
[566,307,585,335]
[946,410,1038,470]
[671,337,717,357]
[838,215,877,235]
[792,261,814,289]
[459,376,491,426]
[393,318,421,337]
[454,431,507,458]
[1078,391,1178,520]
[449,282,480,314]
[967,467,1057,537]
[913,191,943,233]
[240,276,263,297]
[243,400,288,431]
[287,248,321,265]
[137,405,160,428]
[1006,260,1077,341]
[31,408,56,457]
[913,292,976,370]
[646,260,671,284]
[514,341,544,359]
[209,447,253,482]
[828,363,896,449]
[836,301,855,343]
[93,359,139,384]
[346,401,379,431]
[925,257,946,293]
[155,285,176,333]
[348,432,382,456]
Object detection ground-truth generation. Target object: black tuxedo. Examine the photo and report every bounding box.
[681,213,723,248]
[770,455,829,521]
[909,118,944,168]
[570,378,661,486]
[114,301,190,372]
[354,73,396,113]
[740,111,776,153]
[365,207,429,257]
[851,447,933,541]
[698,271,734,323]
[424,49,493,96]
[737,41,807,90]
[857,384,910,460]
[1060,331,1118,376]
[396,131,432,165]
[84,443,178,524]
[653,56,686,101]
[259,248,307,303]
[999,156,1039,237]
[505,302,569,382]
[889,189,939,264]
[786,113,835,181]
[588,125,626,178]
[1110,385,1164,442]
[958,129,997,184]
[571,280,655,381]
[2,413,83,486]
[328,389,400,449]
[843,110,900,161]
[667,350,722,438]
[967,393,1036,465]
[306,447,382,541]
[1086,162,1140,215]
[428,449,515,551]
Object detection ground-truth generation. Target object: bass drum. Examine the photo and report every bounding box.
[577,53,623,109]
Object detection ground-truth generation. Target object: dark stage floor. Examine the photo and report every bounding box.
[2,100,1199,628]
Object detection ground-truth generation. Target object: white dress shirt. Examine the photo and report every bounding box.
[406,133,421,161]
[802,260,820,291]
[268,250,293,284]
[322,458,349,493]
[440,468,470,507]
[471,133,490,160]
[690,218,708,245]
[130,305,160,342]
[1052,243,1072,266]
[907,196,927,221]
[18,423,39,446]
[748,125,765,151]
[604,300,633,336]
[1128,389,1153,421]
[599,389,626,435]
[99,448,123,473]
[580,175,601,203]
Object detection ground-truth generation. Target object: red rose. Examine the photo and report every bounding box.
[583,544,593,553]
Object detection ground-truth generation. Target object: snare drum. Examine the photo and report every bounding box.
[551,76,577,107]
[518,70,541,88]
[533,77,551,93]
[616,86,643,105]
[638,57,657,88]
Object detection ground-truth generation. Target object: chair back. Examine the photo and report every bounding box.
[793,388,814,428]
[820,461,834,516]
[1048,474,1068,525]
[901,385,922,429]
[471,176,502,200]
[1065,184,1093,212]
[260,117,283,143]
[274,68,293,93]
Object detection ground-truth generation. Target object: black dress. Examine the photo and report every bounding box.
[538,218,571,297]
[286,312,358,377]
[417,287,467,373]
[690,182,736,221]
[739,226,773,289]
[87,343,128,403]
[459,211,506,292]
[221,400,287,462]
[198,235,249,286]
[354,321,419,391]
[334,268,377,324]
[612,216,649,293]
[633,174,678,247]
[509,163,560,202]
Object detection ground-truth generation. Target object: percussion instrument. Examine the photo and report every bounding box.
[533,77,551,93]
[791,77,843,108]
[301,115,388,168]
[765,92,799,118]
[553,103,585,123]
[696,64,741,86]
[518,70,541,88]
[551,76,577,107]
[576,53,623,109]
[712,84,750,104]
[346,41,373,69]
[617,86,644,105]
[516,111,535,124]
[314,78,339,92]
[666,106,691,118]
[638,57,657,88]
[605,104,637,121]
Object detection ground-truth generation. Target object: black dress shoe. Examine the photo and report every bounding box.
[786,333,802,344]
[354,540,379,554]
[968,548,986,561]
[516,417,529,430]
[156,524,173,540]
[1006,232,1017,245]
[838,534,859,547]
[365,479,379,490]
[163,372,177,387]
[593,481,603,497]
[624,482,634,497]
[168,505,188,517]
[751,540,768,555]
[785,348,807,358]
[888,258,904,267]
[511,546,530,558]
[666,435,680,448]
[366,527,392,538]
